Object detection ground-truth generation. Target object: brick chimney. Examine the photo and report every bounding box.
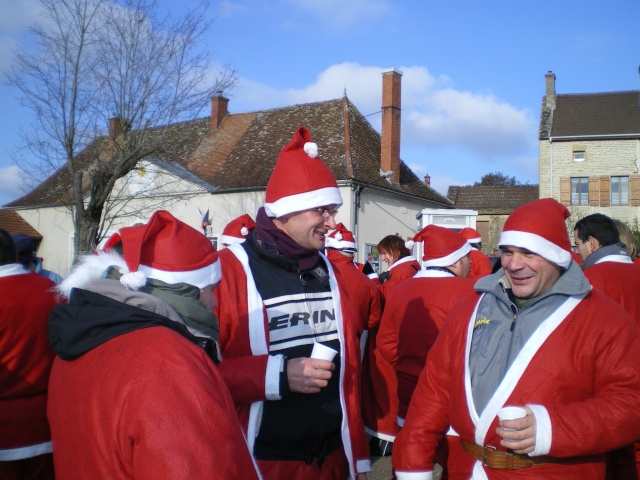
[109,117,122,140]
[210,91,229,129]
[424,174,431,186]
[545,71,556,110]
[381,68,402,183]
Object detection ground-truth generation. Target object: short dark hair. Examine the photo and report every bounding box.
[574,213,620,246]
[0,229,17,266]
[377,234,411,263]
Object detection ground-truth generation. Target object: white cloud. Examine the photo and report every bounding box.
[0,164,26,205]
[233,62,536,162]
[217,1,248,19]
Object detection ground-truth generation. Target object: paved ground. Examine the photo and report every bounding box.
[369,456,443,480]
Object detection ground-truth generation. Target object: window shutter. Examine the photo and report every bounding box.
[599,176,611,207]
[559,177,570,205]
[588,177,600,206]
[630,175,640,206]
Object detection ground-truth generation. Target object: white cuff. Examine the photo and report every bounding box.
[395,471,432,480]
[265,354,284,400]
[527,403,552,456]
[356,459,371,473]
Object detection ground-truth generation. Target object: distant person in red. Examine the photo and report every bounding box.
[376,235,420,299]
[378,225,475,478]
[220,213,256,247]
[459,227,492,279]
[325,223,382,339]
[0,229,58,480]
[574,214,640,480]
[574,213,640,325]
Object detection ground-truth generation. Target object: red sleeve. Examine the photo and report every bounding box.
[125,358,260,479]
[393,298,473,473]
[547,293,640,457]
[376,297,399,367]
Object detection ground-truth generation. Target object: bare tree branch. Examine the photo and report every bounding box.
[6,0,237,257]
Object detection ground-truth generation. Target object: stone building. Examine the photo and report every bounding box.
[539,71,640,231]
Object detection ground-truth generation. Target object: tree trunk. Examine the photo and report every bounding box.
[74,208,103,259]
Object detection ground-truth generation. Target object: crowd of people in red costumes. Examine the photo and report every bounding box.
[3,125,640,480]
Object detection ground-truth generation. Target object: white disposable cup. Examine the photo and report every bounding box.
[311,343,338,362]
[498,406,527,431]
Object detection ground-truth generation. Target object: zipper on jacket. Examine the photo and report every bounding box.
[299,270,307,286]
[510,311,518,332]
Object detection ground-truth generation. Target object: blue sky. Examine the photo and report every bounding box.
[1,0,639,206]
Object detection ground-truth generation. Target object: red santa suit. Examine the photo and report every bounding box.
[468,249,492,279]
[582,248,640,326]
[326,249,382,337]
[360,255,419,442]
[377,270,476,423]
[581,245,640,478]
[0,265,58,479]
[393,268,640,480]
[48,325,258,480]
[215,243,370,479]
[378,256,420,299]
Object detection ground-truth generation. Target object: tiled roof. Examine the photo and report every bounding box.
[0,209,42,237]
[543,91,640,139]
[6,97,452,208]
[447,185,539,215]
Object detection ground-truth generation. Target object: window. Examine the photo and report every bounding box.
[573,151,586,162]
[571,177,589,206]
[611,176,629,205]
[364,243,380,274]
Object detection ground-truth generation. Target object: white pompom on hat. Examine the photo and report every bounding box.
[118,210,221,289]
[498,198,572,268]
[325,223,357,252]
[264,126,343,218]
[410,225,471,268]
[459,227,482,244]
[219,213,256,246]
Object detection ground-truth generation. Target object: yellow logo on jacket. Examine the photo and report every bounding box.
[474,317,490,329]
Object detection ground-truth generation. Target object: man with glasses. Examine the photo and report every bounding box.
[215,127,370,480]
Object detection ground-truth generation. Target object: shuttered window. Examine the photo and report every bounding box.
[571,177,589,206]
[611,176,630,205]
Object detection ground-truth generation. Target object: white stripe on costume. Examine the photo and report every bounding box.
[0,441,52,461]
[595,254,633,265]
[462,292,585,475]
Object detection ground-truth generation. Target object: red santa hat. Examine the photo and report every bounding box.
[219,214,256,246]
[498,198,572,269]
[325,223,357,252]
[459,227,482,244]
[409,225,471,267]
[117,210,221,290]
[264,126,343,218]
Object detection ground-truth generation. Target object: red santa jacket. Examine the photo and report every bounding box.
[377,270,476,423]
[583,255,640,326]
[468,249,492,279]
[393,287,640,479]
[326,249,382,337]
[215,244,371,477]
[48,325,258,480]
[0,266,57,460]
[378,256,420,300]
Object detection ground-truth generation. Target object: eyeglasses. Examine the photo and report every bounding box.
[314,207,339,218]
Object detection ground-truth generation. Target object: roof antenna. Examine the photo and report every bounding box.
[343,85,347,98]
